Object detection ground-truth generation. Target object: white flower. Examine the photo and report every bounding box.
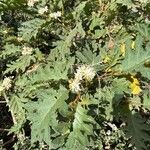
[69,79,81,93]
[75,65,96,81]
[27,0,39,7]
[2,77,12,90]
[38,6,48,15]
[83,66,96,81]
[50,11,61,19]
[69,65,96,93]
[22,46,33,55]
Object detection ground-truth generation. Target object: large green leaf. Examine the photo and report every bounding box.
[72,1,88,20]
[26,87,68,147]
[28,58,74,84]
[138,65,150,80]
[0,44,21,59]
[7,94,26,134]
[121,35,150,73]
[136,24,150,41]
[19,18,45,42]
[143,92,150,110]
[125,111,150,150]
[65,104,95,150]
[4,55,36,73]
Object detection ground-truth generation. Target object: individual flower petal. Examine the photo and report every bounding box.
[131,41,135,49]
[129,76,142,95]
[130,84,142,95]
[120,43,125,56]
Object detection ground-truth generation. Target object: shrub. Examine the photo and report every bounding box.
[0,0,150,149]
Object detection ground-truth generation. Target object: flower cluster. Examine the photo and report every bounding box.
[0,77,12,92]
[27,0,39,7]
[69,65,96,93]
[75,65,96,81]
[50,11,61,19]
[22,46,33,56]
[38,6,48,15]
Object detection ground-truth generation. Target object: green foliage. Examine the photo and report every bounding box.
[126,111,150,150]
[26,87,68,147]
[65,104,95,150]
[0,0,150,149]
[19,19,46,42]
[120,35,150,73]
[5,55,36,73]
[0,44,21,59]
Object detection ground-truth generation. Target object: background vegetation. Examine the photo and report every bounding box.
[0,0,150,149]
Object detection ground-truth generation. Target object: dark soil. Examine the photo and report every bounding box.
[0,100,15,150]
